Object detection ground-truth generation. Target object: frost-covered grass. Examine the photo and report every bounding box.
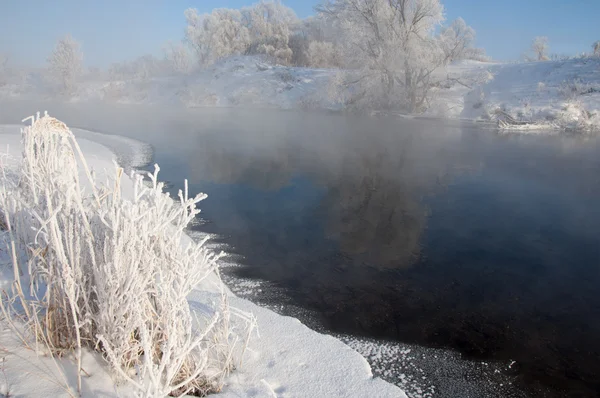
[0,113,253,396]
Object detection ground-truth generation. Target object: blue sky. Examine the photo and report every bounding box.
[0,0,598,67]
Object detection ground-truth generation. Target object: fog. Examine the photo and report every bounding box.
[0,96,472,271]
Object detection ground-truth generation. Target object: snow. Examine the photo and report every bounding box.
[1,56,335,111]
[456,57,600,130]
[0,124,406,397]
[2,55,599,131]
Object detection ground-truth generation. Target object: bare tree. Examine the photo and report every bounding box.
[307,41,340,67]
[318,0,446,112]
[531,36,550,61]
[593,41,600,56]
[163,41,193,74]
[47,34,83,94]
[0,53,8,86]
[439,18,477,63]
[289,15,340,66]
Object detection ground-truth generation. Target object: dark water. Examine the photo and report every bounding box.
[1,103,599,397]
[149,113,600,398]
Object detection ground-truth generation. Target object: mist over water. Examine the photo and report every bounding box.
[170,114,600,398]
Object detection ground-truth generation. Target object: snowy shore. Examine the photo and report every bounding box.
[0,124,406,397]
[2,55,599,131]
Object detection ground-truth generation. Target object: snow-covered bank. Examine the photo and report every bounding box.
[2,55,599,131]
[457,57,600,131]
[0,123,405,397]
[0,56,337,111]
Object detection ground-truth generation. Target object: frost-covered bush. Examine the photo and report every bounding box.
[557,100,599,131]
[47,34,83,94]
[112,55,166,81]
[307,41,339,68]
[0,54,8,86]
[288,15,339,66]
[593,41,600,56]
[163,41,193,74]
[178,85,219,107]
[0,113,253,396]
[461,47,490,62]
[558,79,600,100]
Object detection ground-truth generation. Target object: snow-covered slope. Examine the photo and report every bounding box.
[459,57,600,130]
[0,125,406,398]
[2,55,599,131]
[72,56,337,110]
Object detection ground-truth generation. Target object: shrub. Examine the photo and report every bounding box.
[47,35,83,94]
[558,79,600,100]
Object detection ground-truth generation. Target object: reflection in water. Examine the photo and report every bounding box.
[190,134,294,191]
[321,132,440,269]
[188,118,474,271]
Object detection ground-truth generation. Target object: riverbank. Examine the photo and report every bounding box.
[0,122,405,397]
[2,55,598,132]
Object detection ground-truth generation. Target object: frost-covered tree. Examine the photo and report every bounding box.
[185,8,250,66]
[289,15,339,66]
[108,55,166,81]
[439,17,484,62]
[288,32,310,66]
[131,54,166,79]
[183,2,304,66]
[47,34,83,94]
[0,53,8,85]
[461,47,490,62]
[307,41,339,68]
[593,41,600,56]
[531,36,549,61]
[163,41,193,73]
[241,1,297,64]
[318,0,446,112]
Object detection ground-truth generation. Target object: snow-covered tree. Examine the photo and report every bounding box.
[461,47,490,62]
[131,54,166,79]
[241,1,297,64]
[289,16,341,66]
[47,34,83,94]
[185,8,250,66]
[531,36,549,61]
[318,0,446,112]
[439,18,480,62]
[593,41,600,56]
[108,55,166,81]
[163,41,193,73]
[307,41,339,68]
[0,53,8,85]
[288,32,310,66]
